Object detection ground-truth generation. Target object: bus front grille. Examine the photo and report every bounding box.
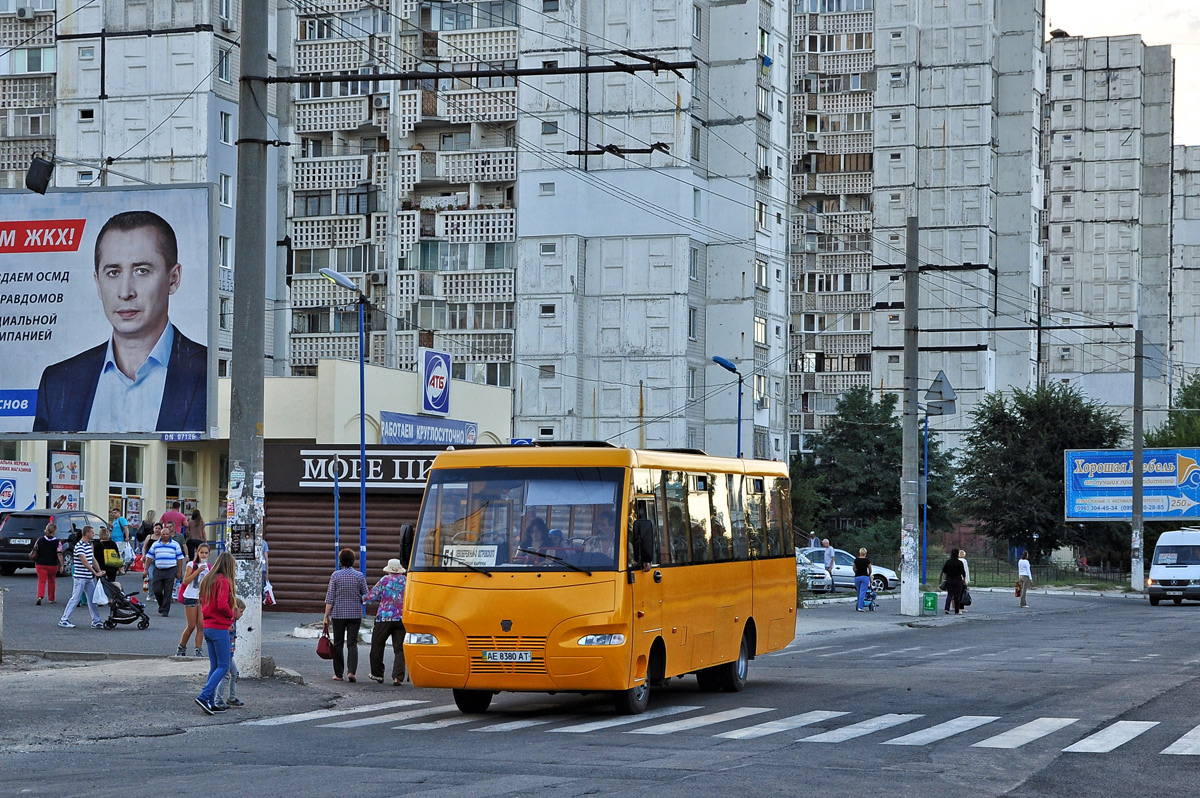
[466,635,548,675]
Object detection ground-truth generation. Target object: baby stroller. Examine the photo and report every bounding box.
[862,587,878,612]
[97,578,151,630]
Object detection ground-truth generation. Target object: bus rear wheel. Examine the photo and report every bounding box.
[613,682,650,715]
[716,633,749,692]
[453,689,493,714]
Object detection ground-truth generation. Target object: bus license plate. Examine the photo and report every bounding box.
[1166,590,1183,596]
[10,539,29,545]
[482,651,532,663]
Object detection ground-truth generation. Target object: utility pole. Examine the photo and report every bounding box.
[1132,328,1144,591]
[900,216,920,616]
[228,0,269,678]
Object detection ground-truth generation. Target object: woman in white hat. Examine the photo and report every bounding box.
[363,557,407,685]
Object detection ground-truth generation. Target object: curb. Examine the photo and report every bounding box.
[293,625,378,643]
[7,650,307,683]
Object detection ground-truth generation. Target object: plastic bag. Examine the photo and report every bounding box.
[263,580,276,606]
[92,580,110,606]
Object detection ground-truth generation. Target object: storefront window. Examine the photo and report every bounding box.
[166,448,199,515]
[108,444,144,522]
[48,440,84,511]
[0,441,17,460]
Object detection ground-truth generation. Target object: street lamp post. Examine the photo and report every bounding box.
[712,356,743,458]
[320,268,369,581]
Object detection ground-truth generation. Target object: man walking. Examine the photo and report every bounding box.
[59,525,105,629]
[161,501,188,545]
[822,538,836,594]
[109,507,132,569]
[148,523,184,617]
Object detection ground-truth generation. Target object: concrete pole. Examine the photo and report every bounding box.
[900,216,920,616]
[229,0,269,677]
[1132,328,1144,591]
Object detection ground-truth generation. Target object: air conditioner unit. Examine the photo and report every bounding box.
[756,396,771,410]
[805,132,819,143]
[15,5,35,20]
[1059,347,1071,360]
[373,95,389,110]
[369,270,387,285]
[219,16,235,32]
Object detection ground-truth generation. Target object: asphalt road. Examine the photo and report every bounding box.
[1,570,1198,797]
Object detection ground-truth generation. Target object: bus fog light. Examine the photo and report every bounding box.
[405,633,439,645]
[578,634,626,646]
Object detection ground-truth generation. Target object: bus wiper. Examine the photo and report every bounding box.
[438,552,493,576]
[517,548,593,576]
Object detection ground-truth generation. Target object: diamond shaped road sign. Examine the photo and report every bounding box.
[924,370,957,416]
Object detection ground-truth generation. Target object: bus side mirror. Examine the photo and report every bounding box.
[627,569,636,584]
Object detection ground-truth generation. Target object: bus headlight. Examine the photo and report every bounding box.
[578,634,626,646]
[404,633,439,645]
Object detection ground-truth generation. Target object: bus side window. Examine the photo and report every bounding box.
[688,474,712,562]
[744,477,765,558]
[775,477,793,554]
[727,474,749,561]
[765,476,790,556]
[665,471,690,565]
[710,473,733,562]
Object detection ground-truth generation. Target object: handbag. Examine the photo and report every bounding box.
[92,580,110,606]
[1015,580,1021,597]
[316,623,334,660]
[938,578,947,592]
[962,587,972,607]
[103,547,123,570]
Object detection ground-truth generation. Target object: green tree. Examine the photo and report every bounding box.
[956,382,1128,556]
[1146,371,1200,447]
[791,386,956,549]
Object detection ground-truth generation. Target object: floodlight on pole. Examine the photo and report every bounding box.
[711,355,743,459]
[319,267,370,584]
[24,154,154,194]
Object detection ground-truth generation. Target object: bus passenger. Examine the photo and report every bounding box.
[577,511,616,567]
[630,504,656,571]
[517,518,549,563]
[667,506,689,562]
[690,522,711,562]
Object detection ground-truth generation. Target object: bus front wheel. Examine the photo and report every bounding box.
[613,682,650,715]
[453,689,493,714]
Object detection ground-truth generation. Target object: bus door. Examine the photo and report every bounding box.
[629,493,663,669]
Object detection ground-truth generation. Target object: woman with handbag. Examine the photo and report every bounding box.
[323,548,368,682]
[177,544,210,657]
[940,549,967,615]
[31,523,63,605]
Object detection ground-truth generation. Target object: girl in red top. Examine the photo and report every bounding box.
[195,551,237,714]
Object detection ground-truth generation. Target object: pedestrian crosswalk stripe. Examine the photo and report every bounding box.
[871,647,923,658]
[628,707,773,735]
[244,699,426,726]
[800,713,923,743]
[972,718,1078,749]
[1063,721,1159,753]
[715,710,848,740]
[548,705,702,733]
[817,645,880,658]
[473,718,557,732]
[1161,722,1200,755]
[396,716,477,731]
[320,705,454,729]
[882,715,1000,746]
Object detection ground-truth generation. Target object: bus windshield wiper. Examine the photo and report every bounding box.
[517,548,592,576]
[438,552,493,576]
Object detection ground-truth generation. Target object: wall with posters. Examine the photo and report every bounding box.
[0,459,36,512]
[0,185,214,436]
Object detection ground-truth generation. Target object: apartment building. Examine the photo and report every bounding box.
[1043,33,1172,426]
[1172,145,1200,385]
[0,0,56,190]
[788,0,876,454]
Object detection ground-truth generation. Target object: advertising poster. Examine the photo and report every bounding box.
[0,186,213,436]
[126,496,142,525]
[0,459,36,512]
[49,450,81,511]
[1065,448,1200,520]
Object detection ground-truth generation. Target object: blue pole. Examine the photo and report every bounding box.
[922,414,928,586]
[736,374,744,458]
[358,298,367,582]
[333,462,340,567]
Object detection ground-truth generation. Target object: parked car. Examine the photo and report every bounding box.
[0,510,110,576]
[796,548,833,592]
[800,546,899,593]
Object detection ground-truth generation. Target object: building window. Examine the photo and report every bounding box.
[219,174,233,206]
[79,46,95,60]
[888,354,900,364]
[1063,73,1073,82]
[219,235,231,268]
[539,364,555,378]
[541,120,558,135]
[539,241,557,256]
[108,444,144,515]
[1062,103,1072,112]
[691,126,701,161]
[540,303,556,316]
[756,85,770,116]
[218,359,229,377]
[688,307,698,340]
[543,0,559,11]
[755,201,768,230]
[693,5,702,38]
[690,248,700,281]
[217,48,231,82]
[219,297,230,330]
[539,182,555,195]
[693,188,701,219]
[754,316,767,345]
[539,426,554,439]
[13,47,55,74]
[166,449,199,510]
[755,259,768,287]
[889,152,901,161]
[220,111,233,144]
[688,367,697,399]
[77,170,94,185]
[79,108,94,122]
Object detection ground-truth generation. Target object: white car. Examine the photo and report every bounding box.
[800,547,899,593]
[795,548,833,592]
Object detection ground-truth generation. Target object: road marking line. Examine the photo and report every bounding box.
[395,716,478,730]
[920,646,977,659]
[1162,723,1200,755]
[800,714,923,743]
[473,718,557,732]
[243,699,426,726]
[871,647,923,658]
[817,645,880,658]
[972,718,1078,749]
[320,705,454,729]
[767,644,834,657]
[882,716,1000,746]
[548,705,701,733]
[715,711,848,740]
[1063,721,1159,753]
[627,707,773,735]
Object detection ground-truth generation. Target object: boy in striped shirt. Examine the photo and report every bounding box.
[59,525,105,629]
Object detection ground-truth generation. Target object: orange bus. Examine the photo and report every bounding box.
[402,444,796,714]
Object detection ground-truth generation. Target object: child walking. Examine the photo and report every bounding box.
[217,597,247,709]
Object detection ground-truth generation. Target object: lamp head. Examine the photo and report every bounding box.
[318,267,359,293]
[712,355,739,374]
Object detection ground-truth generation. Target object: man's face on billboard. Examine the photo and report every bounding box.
[94,227,181,343]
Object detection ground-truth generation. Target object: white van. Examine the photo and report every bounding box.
[1147,529,1200,606]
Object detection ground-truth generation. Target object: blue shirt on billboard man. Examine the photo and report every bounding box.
[34,210,207,433]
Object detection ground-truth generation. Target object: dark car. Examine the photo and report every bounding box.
[0,510,110,576]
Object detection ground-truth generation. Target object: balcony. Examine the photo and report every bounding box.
[291,333,363,368]
[295,38,370,74]
[370,209,420,258]
[289,273,365,309]
[820,211,872,235]
[0,75,53,107]
[435,208,515,243]
[295,97,369,134]
[440,87,517,124]
[371,150,419,196]
[0,135,53,173]
[290,215,368,249]
[292,154,370,191]
[440,270,515,303]
[436,148,516,183]
[432,330,513,363]
[439,27,518,63]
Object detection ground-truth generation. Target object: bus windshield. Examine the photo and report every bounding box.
[411,466,626,572]
[1153,545,1200,566]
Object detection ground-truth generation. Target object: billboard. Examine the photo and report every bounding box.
[0,186,214,436]
[0,459,36,512]
[1064,448,1200,520]
[380,410,477,446]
